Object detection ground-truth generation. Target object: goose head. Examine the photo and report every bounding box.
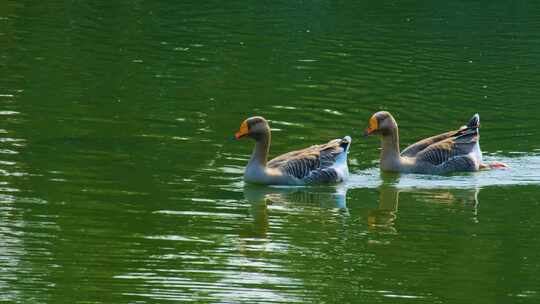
[233,116,270,141]
[364,111,398,137]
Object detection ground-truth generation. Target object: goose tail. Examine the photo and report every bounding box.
[331,136,351,182]
[340,135,352,153]
[467,113,480,129]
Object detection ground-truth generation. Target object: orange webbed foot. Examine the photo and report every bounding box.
[481,161,508,170]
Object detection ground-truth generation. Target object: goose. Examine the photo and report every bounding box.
[233,116,351,185]
[363,111,507,174]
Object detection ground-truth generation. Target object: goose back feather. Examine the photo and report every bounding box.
[267,136,351,183]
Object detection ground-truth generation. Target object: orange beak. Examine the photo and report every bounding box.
[234,120,249,139]
[363,115,378,137]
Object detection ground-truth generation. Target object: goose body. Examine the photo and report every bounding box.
[364,111,506,174]
[234,116,351,185]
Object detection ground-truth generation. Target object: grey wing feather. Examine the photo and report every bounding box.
[402,114,480,157]
[414,129,479,166]
[432,155,478,174]
[267,138,346,180]
[303,167,339,183]
[401,130,459,157]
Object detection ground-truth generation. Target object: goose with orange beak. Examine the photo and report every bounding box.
[364,111,507,174]
[233,116,351,185]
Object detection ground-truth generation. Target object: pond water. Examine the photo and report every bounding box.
[2,1,540,303]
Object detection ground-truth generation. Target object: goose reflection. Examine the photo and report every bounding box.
[368,183,481,232]
[240,185,348,240]
[243,185,348,210]
[241,181,481,237]
[368,185,400,231]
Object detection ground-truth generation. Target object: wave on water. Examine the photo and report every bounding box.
[347,154,540,190]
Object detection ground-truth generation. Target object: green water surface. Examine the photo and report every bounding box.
[2,1,540,303]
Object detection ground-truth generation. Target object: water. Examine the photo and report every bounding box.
[2,1,540,303]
